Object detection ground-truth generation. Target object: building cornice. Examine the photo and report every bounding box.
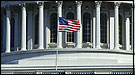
[1,1,52,7]
[1,1,133,7]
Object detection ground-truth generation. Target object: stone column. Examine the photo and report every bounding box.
[14,13,18,51]
[114,2,120,50]
[38,2,44,49]
[56,1,63,48]
[76,1,82,48]
[5,5,11,52]
[20,3,27,50]
[125,12,130,50]
[93,9,96,48]
[131,4,133,50]
[95,1,102,49]
[109,10,114,49]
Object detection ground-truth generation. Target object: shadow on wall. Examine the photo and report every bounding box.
[1,51,57,64]
[1,51,79,64]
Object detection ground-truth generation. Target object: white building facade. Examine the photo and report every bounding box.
[1,1,134,74]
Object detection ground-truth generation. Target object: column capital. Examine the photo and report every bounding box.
[114,2,121,7]
[56,1,63,7]
[37,2,44,6]
[19,2,26,8]
[95,1,102,7]
[75,1,82,7]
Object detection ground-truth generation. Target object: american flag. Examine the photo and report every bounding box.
[58,17,81,32]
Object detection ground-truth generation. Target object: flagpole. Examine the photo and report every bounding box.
[56,18,59,71]
[56,1,63,71]
[56,17,60,71]
[56,16,81,70]
[56,31,58,71]
[56,14,59,71]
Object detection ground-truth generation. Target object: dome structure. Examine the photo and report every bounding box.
[1,1,134,74]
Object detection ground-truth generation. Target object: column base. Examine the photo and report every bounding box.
[76,45,82,48]
[126,46,130,51]
[21,48,26,51]
[126,49,130,51]
[5,50,10,53]
[95,46,101,49]
[93,46,95,48]
[114,47,119,50]
[109,47,114,49]
[38,46,44,49]
[57,45,63,48]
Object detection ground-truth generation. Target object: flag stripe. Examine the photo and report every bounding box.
[58,17,81,32]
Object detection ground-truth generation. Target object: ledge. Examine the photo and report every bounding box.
[1,48,133,57]
[1,65,133,71]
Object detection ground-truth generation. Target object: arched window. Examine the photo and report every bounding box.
[100,13,107,43]
[34,14,39,45]
[66,12,74,42]
[119,14,122,45]
[50,13,57,43]
[83,12,91,42]
[11,16,15,51]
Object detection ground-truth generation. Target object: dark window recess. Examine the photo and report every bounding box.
[130,16,132,45]
[100,13,107,43]
[34,14,39,44]
[66,12,74,42]
[119,14,122,45]
[11,17,15,51]
[83,12,91,42]
[50,13,57,43]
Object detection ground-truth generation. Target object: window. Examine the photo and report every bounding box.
[11,17,15,51]
[100,13,107,43]
[83,12,91,42]
[66,12,74,42]
[34,14,39,45]
[50,13,57,43]
[119,14,122,45]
